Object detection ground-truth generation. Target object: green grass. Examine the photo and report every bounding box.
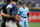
[0,24,1,27]
[0,23,40,27]
[29,23,40,27]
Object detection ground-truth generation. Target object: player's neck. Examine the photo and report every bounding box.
[22,6,25,8]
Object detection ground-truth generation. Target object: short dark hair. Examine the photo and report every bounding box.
[22,1,27,4]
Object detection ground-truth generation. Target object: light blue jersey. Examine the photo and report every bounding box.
[18,7,29,18]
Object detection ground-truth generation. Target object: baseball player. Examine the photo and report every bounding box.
[1,0,11,27]
[18,1,29,27]
[6,0,22,27]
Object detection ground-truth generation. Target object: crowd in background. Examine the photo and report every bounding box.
[17,0,40,9]
[0,0,40,10]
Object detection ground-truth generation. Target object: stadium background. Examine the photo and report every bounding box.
[0,0,40,27]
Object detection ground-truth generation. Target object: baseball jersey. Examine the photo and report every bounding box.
[18,7,29,18]
[6,3,18,17]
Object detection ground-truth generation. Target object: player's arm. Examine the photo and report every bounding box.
[1,12,11,18]
[27,13,29,18]
[27,8,30,22]
[13,14,22,21]
[17,14,22,21]
[27,13,30,23]
[1,5,11,18]
[18,8,22,21]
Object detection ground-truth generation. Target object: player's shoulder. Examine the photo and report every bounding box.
[25,7,29,10]
[26,7,29,9]
[19,7,22,10]
[6,3,13,8]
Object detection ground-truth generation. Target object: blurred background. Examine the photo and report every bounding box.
[0,0,40,27]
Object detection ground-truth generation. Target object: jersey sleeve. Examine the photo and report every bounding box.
[18,8,21,15]
[12,9,18,17]
[11,5,18,17]
[27,8,29,17]
[12,8,18,16]
[27,8,29,13]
